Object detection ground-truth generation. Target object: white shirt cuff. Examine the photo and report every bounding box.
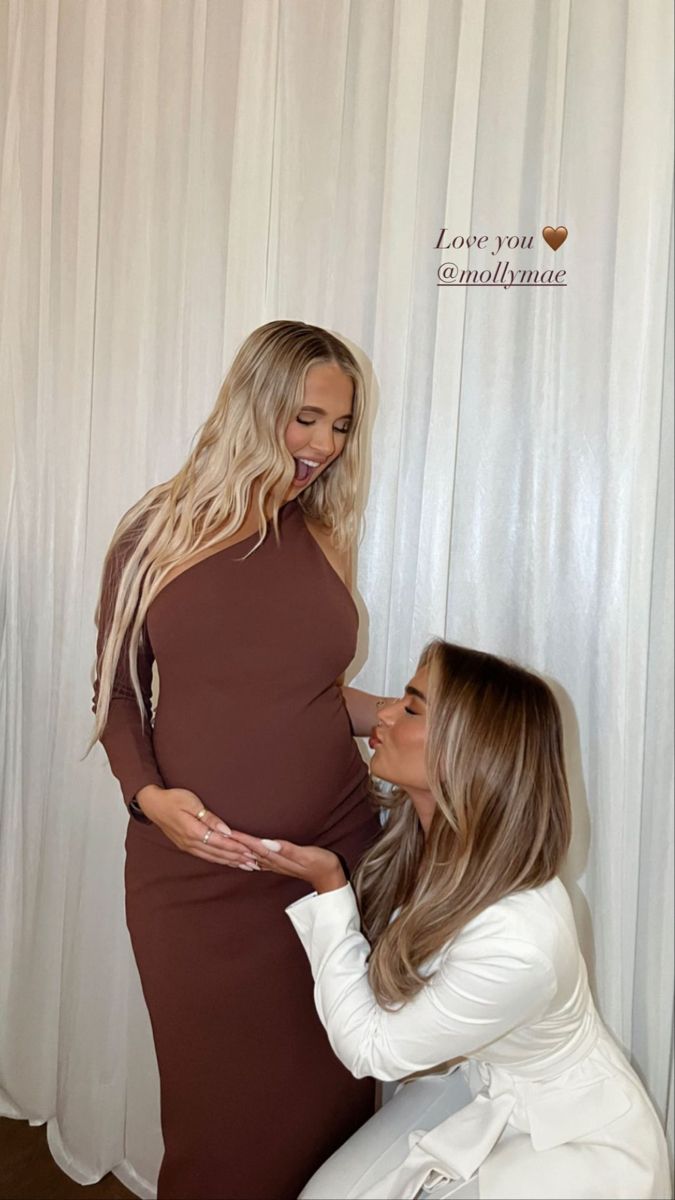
[285,881,360,943]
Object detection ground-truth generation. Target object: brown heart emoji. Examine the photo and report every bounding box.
[542,226,568,251]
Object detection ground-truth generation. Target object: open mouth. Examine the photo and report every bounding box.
[293,457,322,484]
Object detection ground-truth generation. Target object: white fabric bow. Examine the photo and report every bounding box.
[352,1090,515,1199]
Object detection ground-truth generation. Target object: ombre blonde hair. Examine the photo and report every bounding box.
[87,320,367,752]
[352,639,572,1010]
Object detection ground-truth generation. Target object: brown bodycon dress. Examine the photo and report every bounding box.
[92,497,380,1199]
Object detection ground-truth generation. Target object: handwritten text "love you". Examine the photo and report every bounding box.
[435,231,534,256]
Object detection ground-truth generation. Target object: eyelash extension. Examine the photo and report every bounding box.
[404,706,417,715]
[296,418,351,433]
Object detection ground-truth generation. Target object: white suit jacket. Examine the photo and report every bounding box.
[286,877,671,1200]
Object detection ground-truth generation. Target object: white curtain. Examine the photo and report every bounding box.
[1,1,672,1195]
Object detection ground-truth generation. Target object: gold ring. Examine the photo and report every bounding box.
[196,808,207,821]
[203,828,213,844]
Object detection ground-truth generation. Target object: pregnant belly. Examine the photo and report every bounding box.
[151,687,369,841]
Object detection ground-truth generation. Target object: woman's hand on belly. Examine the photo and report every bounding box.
[134,785,261,871]
[227,830,347,893]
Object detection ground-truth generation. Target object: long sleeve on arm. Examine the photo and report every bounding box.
[91,533,165,806]
[285,884,557,1082]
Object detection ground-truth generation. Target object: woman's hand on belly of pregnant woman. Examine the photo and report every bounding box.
[134,785,261,870]
[227,830,347,892]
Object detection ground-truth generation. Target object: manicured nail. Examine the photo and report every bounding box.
[238,863,256,871]
[261,839,281,852]
[216,821,232,835]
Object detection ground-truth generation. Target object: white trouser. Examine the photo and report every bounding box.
[299,1071,480,1200]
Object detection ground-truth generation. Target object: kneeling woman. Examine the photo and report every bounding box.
[231,640,671,1200]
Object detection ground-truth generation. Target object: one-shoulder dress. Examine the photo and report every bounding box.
[92,497,380,1199]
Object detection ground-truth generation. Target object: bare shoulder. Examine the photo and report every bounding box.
[302,515,353,590]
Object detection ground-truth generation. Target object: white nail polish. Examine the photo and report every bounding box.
[261,839,281,852]
[238,863,255,871]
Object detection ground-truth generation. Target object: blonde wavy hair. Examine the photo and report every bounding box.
[352,639,572,1010]
[87,320,367,752]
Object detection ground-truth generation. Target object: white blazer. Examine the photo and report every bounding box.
[286,877,671,1200]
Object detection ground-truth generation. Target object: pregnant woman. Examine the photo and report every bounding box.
[231,640,671,1200]
[88,321,387,1199]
